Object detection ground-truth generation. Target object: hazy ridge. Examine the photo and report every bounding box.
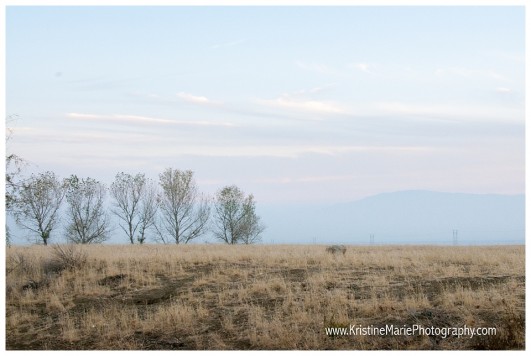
[259,190,525,245]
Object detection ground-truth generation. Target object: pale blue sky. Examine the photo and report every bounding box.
[6,6,525,203]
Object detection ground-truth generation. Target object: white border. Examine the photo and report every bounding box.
[1,1,528,354]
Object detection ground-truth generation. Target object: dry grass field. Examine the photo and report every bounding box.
[5,244,525,350]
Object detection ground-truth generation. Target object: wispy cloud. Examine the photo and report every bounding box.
[257,96,345,117]
[373,101,523,123]
[128,91,220,108]
[256,84,344,117]
[150,144,433,159]
[14,125,434,162]
[11,126,155,146]
[176,92,222,107]
[496,87,512,94]
[66,113,235,127]
[255,89,522,123]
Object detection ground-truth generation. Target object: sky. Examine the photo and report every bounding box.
[5,5,526,204]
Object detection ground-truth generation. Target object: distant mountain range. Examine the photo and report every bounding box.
[258,190,525,245]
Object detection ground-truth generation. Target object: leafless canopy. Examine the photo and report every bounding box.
[14,171,65,245]
[110,172,158,244]
[156,168,210,244]
[6,115,27,245]
[213,185,265,244]
[64,175,111,244]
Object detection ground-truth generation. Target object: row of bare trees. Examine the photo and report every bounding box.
[9,168,265,245]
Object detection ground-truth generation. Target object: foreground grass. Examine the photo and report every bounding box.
[5,244,525,350]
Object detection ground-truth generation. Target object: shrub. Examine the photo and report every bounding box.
[47,244,88,273]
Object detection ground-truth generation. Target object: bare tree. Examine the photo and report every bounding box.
[156,168,210,244]
[137,178,159,244]
[14,171,65,245]
[213,185,265,244]
[239,204,266,245]
[5,115,27,245]
[5,153,25,212]
[110,172,159,244]
[110,172,141,244]
[64,175,110,244]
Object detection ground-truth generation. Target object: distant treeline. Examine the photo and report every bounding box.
[6,168,265,246]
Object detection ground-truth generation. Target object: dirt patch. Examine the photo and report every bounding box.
[125,286,177,305]
[281,268,309,282]
[21,279,49,291]
[428,275,521,290]
[418,275,523,301]
[130,331,188,350]
[98,273,128,288]
[123,275,195,305]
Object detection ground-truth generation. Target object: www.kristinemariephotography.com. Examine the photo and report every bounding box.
[4,1,526,352]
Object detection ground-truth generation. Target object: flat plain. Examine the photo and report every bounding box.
[5,244,525,350]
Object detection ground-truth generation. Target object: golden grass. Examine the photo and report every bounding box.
[5,244,525,350]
